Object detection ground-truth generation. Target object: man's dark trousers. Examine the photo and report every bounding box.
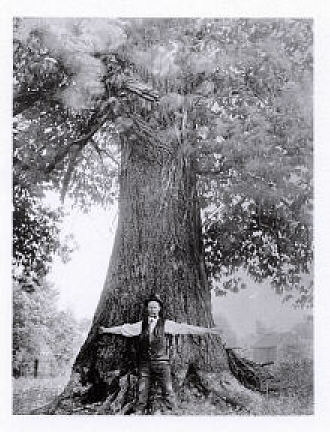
[136,360,176,412]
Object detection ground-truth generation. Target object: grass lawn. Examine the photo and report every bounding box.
[12,375,69,415]
[12,374,313,415]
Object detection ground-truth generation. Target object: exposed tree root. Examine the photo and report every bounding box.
[226,348,277,393]
[30,335,276,416]
[196,370,262,413]
[96,372,138,415]
[31,358,272,416]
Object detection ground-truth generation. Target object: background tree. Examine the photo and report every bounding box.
[13,182,66,286]
[13,18,313,414]
[13,278,90,377]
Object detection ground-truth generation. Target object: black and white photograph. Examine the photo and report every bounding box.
[2,1,330,430]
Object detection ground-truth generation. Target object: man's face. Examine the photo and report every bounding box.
[147,301,160,318]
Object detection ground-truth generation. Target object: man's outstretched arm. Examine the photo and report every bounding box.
[164,320,222,335]
[99,321,142,337]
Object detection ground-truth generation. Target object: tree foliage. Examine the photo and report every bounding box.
[13,18,313,306]
[13,278,90,376]
[13,183,61,283]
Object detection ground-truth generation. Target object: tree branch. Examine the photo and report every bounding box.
[60,144,82,202]
[90,139,120,166]
[44,110,112,174]
[14,101,115,181]
[124,78,159,102]
[13,75,159,118]
[13,84,62,117]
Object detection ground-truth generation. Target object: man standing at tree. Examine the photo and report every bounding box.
[99,294,220,414]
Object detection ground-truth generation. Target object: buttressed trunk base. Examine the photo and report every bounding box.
[32,140,271,415]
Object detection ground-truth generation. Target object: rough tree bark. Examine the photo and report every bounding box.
[33,136,267,415]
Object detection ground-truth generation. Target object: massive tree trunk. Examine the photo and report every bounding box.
[33,137,266,415]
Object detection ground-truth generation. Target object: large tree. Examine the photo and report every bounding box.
[13,18,313,414]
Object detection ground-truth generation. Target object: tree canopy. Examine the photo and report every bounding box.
[13,18,313,307]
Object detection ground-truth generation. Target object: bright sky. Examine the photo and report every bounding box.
[46,192,118,320]
[45,192,308,336]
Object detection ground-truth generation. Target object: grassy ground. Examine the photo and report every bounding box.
[12,375,69,415]
[173,393,313,416]
[12,374,313,415]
